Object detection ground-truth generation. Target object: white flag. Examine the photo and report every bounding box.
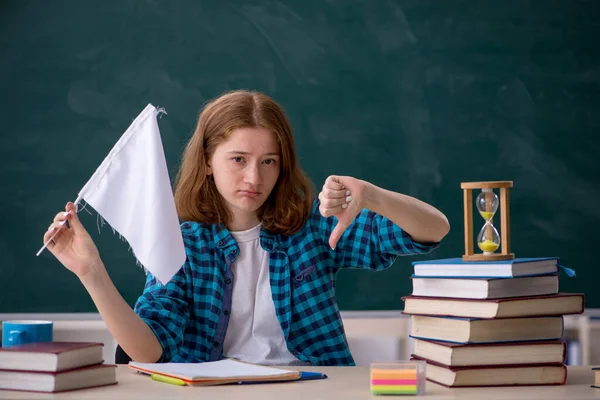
[76,104,186,284]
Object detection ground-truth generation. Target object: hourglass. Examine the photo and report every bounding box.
[461,181,515,261]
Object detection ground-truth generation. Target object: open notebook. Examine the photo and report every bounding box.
[129,359,326,386]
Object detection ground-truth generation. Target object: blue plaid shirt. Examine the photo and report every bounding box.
[134,199,438,366]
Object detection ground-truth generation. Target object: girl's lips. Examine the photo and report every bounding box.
[239,190,261,198]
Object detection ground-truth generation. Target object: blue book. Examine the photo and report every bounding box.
[412,257,559,279]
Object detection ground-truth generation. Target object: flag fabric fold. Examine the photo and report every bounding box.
[77,104,185,284]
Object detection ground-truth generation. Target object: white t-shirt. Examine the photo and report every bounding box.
[222,223,305,366]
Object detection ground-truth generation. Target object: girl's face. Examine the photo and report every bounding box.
[208,126,281,230]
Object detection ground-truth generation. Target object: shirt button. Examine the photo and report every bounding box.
[224,278,232,284]
[223,310,230,316]
[213,341,220,348]
[218,240,224,247]
[231,249,237,255]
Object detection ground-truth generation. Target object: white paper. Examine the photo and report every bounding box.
[130,359,295,379]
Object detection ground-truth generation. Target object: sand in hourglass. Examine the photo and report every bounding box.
[478,239,499,252]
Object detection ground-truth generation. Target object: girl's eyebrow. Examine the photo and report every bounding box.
[226,150,280,156]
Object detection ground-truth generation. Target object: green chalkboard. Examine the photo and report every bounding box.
[1,1,599,312]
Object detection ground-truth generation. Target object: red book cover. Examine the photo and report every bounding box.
[411,339,567,369]
[0,364,117,393]
[411,355,567,387]
[402,293,584,319]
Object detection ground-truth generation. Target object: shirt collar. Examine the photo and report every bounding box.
[213,223,282,252]
[213,224,236,249]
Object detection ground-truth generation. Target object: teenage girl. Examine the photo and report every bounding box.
[43,90,449,366]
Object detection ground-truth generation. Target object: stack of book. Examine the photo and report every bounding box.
[0,342,117,393]
[402,257,584,388]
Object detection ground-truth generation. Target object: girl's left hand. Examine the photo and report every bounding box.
[318,175,369,250]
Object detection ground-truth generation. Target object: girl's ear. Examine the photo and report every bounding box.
[206,156,212,176]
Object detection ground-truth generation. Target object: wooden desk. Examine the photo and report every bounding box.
[1,365,599,399]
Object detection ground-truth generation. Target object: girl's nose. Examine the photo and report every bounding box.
[244,164,261,185]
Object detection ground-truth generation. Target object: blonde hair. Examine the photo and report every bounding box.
[174,90,313,235]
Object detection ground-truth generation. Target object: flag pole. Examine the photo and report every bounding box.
[36,195,83,256]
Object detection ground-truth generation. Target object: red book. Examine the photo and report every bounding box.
[0,364,117,393]
[411,356,567,387]
[0,341,104,372]
[402,293,584,319]
[412,339,566,367]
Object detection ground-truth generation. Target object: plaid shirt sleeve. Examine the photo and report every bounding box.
[133,262,191,362]
[315,200,439,270]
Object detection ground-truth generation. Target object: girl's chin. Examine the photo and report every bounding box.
[233,197,265,210]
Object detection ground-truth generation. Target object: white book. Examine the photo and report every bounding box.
[411,275,559,299]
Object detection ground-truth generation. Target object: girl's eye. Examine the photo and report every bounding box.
[232,157,244,163]
[263,159,277,165]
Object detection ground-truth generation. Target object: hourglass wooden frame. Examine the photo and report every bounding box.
[461,181,515,261]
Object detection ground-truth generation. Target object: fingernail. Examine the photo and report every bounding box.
[346,196,352,202]
[63,211,70,217]
[331,246,335,250]
[342,203,348,209]
[59,220,66,226]
[47,226,55,232]
[346,191,351,196]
